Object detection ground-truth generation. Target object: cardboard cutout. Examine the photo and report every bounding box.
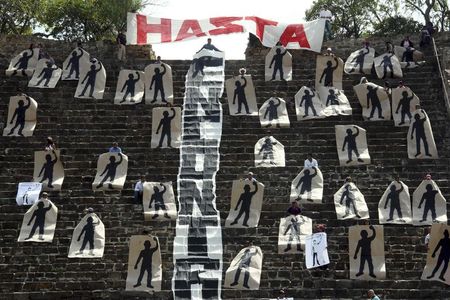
[289,167,323,203]
[349,225,386,280]
[6,48,39,77]
[374,53,403,79]
[33,150,64,191]
[335,125,371,166]
[225,179,264,228]
[126,235,162,292]
[319,86,352,116]
[295,86,325,121]
[259,97,290,128]
[353,82,391,120]
[394,45,424,69]
[114,70,145,104]
[392,87,420,127]
[225,74,258,116]
[407,109,438,159]
[143,181,177,221]
[224,246,263,290]
[278,215,312,254]
[92,152,128,190]
[68,213,105,258]
[305,232,330,269]
[144,62,174,104]
[334,182,369,220]
[265,46,292,81]
[315,55,344,90]
[3,95,38,137]
[421,224,450,285]
[28,59,61,88]
[18,198,58,242]
[344,47,375,75]
[16,182,42,206]
[378,181,412,224]
[151,106,182,148]
[62,47,90,80]
[412,179,447,226]
[75,59,106,99]
[254,136,285,167]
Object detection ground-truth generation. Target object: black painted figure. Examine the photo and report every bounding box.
[258,138,278,165]
[8,96,32,136]
[299,89,318,117]
[283,217,303,252]
[411,111,432,157]
[295,167,317,200]
[191,55,223,78]
[25,201,52,240]
[96,153,123,189]
[77,215,100,255]
[133,237,159,288]
[230,181,258,227]
[35,62,57,87]
[384,183,405,222]
[418,184,439,222]
[263,98,281,128]
[12,49,34,76]
[120,72,141,103]
[427,229,450,281]
[325,89,340,106]
[366,85,384,119]
[395,91,414,125]
[340,184,361,218]
[156,108,176,148]
[269,48,287,81]
[349,48,370,73]
[149,183,170,219]
[230,247,260,288]
[319,57,338,86]
[78,62,103,97]
[378,54,395,79]
[65,49,83,79]
[354,225,377,278]
[233,77,250,114]
[149,64,167,103]
[38,150,58,188]
[342,126,364,163]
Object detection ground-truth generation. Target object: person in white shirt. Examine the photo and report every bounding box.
[319,5,333,41]
[134,175,146,204]
[304,153,319,168]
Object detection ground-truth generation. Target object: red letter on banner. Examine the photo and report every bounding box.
[136,15,172,44]
[175,19,207,41]
[209,17,244,35]
[245,16,278,41]
[279,24,311,48]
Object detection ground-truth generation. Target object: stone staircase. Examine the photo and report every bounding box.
[0,34,449,299]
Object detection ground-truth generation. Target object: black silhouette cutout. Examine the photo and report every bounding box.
[342,126,364,163]
[38,150,58,188]
[354,225,377,278]
[191,56,223,78]
[312,234,323,266]
[269,48,287,81]
[427,229,450,281]
[230,247,260,288]
[411,110,432,157]
[378,54,395,79]
[295,167,317,201]
[156,108,176,148]
[366,85,384,119]
[258,138,278,165]
[12,49,34,76]
[149,64,167,103]
[96,153,123,189]
[395,91,414,125]
[283,217,303,252]
[319,57,338,86]
[299,89,318,117]
[325,89,340,106]
[133,237,159,288]
[7,96,32,136]
[78,61,103,98]
[149,183,170,219]
[120,71,140,103]
[418,183,439,222]
[233,77,250,114]
[24,201,52,240]
[348,48,370,73]
[384,183,405,222]
[65,49,83,79]
[263,98,281,128]
[230,181,258,227]
[76,215,100,255]
[340,184,361,218]
[35,62,58,87]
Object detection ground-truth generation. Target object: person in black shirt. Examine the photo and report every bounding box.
[117,31,127,61]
